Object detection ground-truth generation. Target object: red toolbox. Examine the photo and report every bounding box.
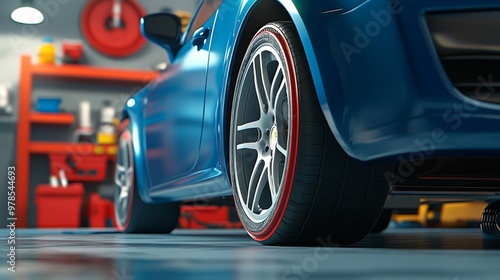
[35,183,84,228]
[49,153,107,182]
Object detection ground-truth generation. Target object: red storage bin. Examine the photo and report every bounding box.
[87,193,116,228]
[178,206,242,229]
[35,183,84,228]
[49,153,107,182]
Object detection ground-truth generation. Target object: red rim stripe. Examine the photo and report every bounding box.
[246,26,300,242]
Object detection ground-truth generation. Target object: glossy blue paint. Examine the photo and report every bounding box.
[307,0,500,161]
[123,0,500,203]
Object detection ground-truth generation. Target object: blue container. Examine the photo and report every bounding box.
[36,97,61,113]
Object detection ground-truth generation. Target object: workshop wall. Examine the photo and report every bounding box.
[0,0,199,226]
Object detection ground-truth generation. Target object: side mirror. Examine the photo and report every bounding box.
[141,13,181,59]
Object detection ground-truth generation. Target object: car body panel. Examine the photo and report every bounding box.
[122,0,500,203]
[143,18,214,188]
[310,0,500,161]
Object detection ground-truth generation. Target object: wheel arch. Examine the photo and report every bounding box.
[118,94,155,204]
[119,108,129,122]
[223,0,332,170]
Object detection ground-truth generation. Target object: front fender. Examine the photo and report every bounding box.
[277,0,372,157]
[121,88,155,203]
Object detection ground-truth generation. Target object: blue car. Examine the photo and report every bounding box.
[114,0,500,245]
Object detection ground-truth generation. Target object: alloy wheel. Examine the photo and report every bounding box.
[115,130,134,227]
[232,45,291,223]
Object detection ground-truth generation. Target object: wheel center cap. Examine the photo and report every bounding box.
[270,125,278,150]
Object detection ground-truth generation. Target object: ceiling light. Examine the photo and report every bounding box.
[11,0,44,25]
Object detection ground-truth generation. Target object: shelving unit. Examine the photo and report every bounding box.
[31,62,157,82]
[30,113,75,125]
[29,142,117,156]
[16,54,157,227]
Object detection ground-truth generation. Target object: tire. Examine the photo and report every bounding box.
[114,119,180,233]
[229,22,391,246]
[481,200,500,239]
[371,209,392,233]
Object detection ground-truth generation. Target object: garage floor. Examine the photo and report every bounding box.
[2,228,500,280]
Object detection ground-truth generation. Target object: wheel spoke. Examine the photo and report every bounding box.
[250,164,269,212]
[246,159,264,208]
[276,143,288,157]
[115,167,125,187]
[119,140,129,167]
[270,66,284,109]
[115,164,131,186]
[237,120,261,132]
[124,142,130,167]
[114,176,123,188]
[118,194,128,214]
[124,168,132,187]
[273,79,286,111]
[268,159,278,203]
[118,188,129,200]
[115,164,126,173]
[115,166,131,194]
[252,57,269,113]
[259,53,271,103]
[237,141,260,152]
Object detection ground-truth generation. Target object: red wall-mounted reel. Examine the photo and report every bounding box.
[81,0,146,58]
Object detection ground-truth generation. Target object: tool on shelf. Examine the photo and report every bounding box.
[97,101,117,144]
[38,37,56,64]
[0,85,12,114]
[62,40,84,63]
[59,169,68,188]
[49,175,58,188]
[35,97,62,113]
[77,100,94,142]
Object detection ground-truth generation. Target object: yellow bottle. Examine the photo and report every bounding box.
[38,37,56,64]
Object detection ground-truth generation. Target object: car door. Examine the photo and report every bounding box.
[144,0,222,188]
